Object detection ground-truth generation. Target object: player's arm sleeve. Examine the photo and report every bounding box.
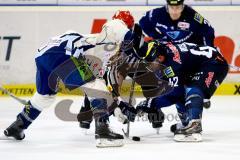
[189,7,215,46]
[201,20,215,47]
[139,10,161,38]
[194,13,215,47]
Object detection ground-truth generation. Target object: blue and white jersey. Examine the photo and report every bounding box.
[139,5,215,46]
[35,31,94,59]
[34,31,98,80]
[34,19,131,95]
[35,19,130,78]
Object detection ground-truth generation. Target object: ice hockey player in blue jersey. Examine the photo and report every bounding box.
[134,40,228,142]
[138,0,215,130]
[3,10,137,147]
[139,0,215,46]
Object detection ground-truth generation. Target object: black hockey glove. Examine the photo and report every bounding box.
[136,98,165,128]
[118,101,137,122]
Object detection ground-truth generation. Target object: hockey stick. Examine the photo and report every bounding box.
[229,64,240,71]
[0,86,29,105]
[122,60,141,141]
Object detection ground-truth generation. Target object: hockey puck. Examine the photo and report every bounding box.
[132,136,140,141]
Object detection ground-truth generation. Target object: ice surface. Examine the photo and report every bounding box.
[0,96,240,160]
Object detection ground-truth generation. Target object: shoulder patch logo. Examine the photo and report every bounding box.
[194,13,204,24]
[163,66,175,78]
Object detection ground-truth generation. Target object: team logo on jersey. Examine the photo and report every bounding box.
[167,43,182,64]
[177,22,190,31]
[163,66,175,78]
[166,31,180,40]
[205,72,214,88]
[194,13,204,24]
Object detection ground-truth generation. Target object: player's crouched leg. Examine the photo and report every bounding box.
[78,94,93,129]
[4,92,55,140]
[174,87,203,142]
[4,101,41,140]
[90,98,124,148]
[170,102,189,133]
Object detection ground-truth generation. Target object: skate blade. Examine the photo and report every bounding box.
[174,133,202,142]
[155,128,160,135]
[0,134,14,140]
[96,138,124,148]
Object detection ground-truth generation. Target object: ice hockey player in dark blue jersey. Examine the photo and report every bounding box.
[135,40,228,142]
[3,10,137,147]
[138,0,215,130]
[139,0,215,46]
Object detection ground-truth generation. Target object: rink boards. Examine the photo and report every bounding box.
[0,82,239,97]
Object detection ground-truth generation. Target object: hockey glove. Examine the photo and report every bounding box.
[136,98,165,128]
[118,101,137,122]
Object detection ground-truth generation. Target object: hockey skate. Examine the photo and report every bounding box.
[171,111,189,133]
[4,117,25,140]
[149,110,165,134]
[170,123,185,133]
[80,120,92,129]
[149,109,165,128]
[95,120,124,148]
[174,119,202,142]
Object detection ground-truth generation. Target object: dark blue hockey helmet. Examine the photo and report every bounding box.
[166,0,184,5]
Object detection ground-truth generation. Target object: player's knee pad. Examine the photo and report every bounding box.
[185,87,204,119]
[186,87,204,104]
[90,98,109,122]
[81,79,113,106]
[90,98,107,110]
[30,92,56,111]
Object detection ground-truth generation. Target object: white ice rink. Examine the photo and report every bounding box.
[0,96,240,160]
